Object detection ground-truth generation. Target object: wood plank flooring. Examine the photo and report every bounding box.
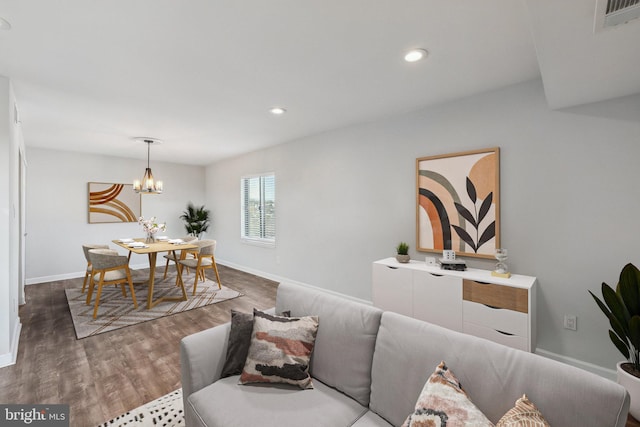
[0,264,278,426]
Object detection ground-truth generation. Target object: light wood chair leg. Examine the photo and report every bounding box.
[127,270,138,309]
[192,268,201,295]
[86,275,96,305]
[163,257,171,279]
[120,283,127,297]
[212,262,222,289]
[81,270,90,293]
[93,278,105,319]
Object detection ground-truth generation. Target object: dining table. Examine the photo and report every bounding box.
[112,238,199,309]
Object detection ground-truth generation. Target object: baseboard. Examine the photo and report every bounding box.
[535,348,616,381]
[26,271,83,285]
[25,262,164,285]
[217,259,373,306]
[0,320,22,368]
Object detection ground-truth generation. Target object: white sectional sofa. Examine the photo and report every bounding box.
[181,282,629,426]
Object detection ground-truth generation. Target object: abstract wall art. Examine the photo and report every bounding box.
[416,147,500,259]
[88,182,140,223]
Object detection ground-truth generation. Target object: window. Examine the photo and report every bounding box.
[241,173,275,245]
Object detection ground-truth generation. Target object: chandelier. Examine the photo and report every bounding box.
[133,137,163,194]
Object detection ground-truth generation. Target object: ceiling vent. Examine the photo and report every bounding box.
[595,0,640,30]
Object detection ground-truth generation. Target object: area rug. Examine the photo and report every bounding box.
[98,389,184,427]
[66,271,242,339]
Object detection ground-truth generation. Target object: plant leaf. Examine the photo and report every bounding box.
[477,192,493,225]
[466,177,477,204]
[452,225,477,252]
[590,290,613,319]
[477,221,495,250]
[603,282,628,335]
[454,202,476,228]
[619,263,640,317]
[610,329,631,360]
[630,315,640,354]
[610,314,628,346]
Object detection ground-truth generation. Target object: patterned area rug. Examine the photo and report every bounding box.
[98,389,184,427]
[66,270,242,338]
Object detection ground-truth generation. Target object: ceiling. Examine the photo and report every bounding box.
[0,1,638,166]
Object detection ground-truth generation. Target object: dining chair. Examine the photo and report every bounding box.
[81,244,110,293]
[162,235,199,279]
[176,239,222,295]
[86,248,138,319]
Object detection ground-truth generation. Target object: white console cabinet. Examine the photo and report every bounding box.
[372,258,537,352]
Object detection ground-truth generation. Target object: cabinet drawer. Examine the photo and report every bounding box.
[463,322,528,351]
[372,263,413,316]
[463,300,527,337]
[413,271,462,332]
[463,279,528,313]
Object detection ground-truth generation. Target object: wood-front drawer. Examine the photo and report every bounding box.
[463,300,527,337]
[463,322,528,351]
[463,279,528,313]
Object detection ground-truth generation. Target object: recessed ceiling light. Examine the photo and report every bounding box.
[0,17,11,30]
[404,48,428,63]
[269,107,287,115]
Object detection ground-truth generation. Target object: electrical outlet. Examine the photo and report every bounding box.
[564,315,577,331]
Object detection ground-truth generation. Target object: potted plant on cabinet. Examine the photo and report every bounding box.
[179,202,211,238]
[589,262,640,419]
[396,242,410,263]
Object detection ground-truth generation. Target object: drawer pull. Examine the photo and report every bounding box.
[484,304,501,310]
[429,273,444,277]
[387,266,399,270]
[496,329,514,336]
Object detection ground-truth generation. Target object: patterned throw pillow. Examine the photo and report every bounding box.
[220,309,290,378]
[402,361,493,427]
[496,394,550,427]
[239,309,319,389]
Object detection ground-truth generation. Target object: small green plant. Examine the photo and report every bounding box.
[179,202,211,238]
[590,263,640,376]
[396,242,409,255]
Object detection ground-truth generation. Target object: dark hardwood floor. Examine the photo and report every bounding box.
[0,264,278,426]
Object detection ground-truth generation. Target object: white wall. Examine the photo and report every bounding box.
[0,76,23,367]
[25,148,206,282]
[206,79,640,373]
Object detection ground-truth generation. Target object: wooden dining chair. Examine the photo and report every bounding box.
[175,239,222,295]
[81,244,109,293]
[162,235,199,279]
[86,249,138,319]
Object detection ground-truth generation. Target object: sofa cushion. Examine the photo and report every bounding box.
[239,310,319,389]
[187,376,368,427]
[221,309,290,378]
[275,282,383,406]
[369,311,629,427]
[496,394,550,427]
[351,411,392,427]
[401,361,492,427]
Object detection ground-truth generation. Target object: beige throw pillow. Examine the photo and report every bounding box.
[402,361,493,427]
[239,309,319,389]
[496,394,550,427]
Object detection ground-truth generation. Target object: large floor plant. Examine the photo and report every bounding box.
[180,202,211,238]
[590,263,640,376]
[590,262,640,419]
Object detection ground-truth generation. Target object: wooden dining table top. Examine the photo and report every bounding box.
[112,238,198,253]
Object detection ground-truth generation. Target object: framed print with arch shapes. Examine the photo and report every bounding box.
[416,147,500,259]
[88,182,141,223]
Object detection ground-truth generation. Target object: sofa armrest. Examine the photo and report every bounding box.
[181,322,230,398]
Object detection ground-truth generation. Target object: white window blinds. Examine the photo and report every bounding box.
[241,173,275,245]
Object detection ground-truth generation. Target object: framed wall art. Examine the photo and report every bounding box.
[416,147,500,259]
[88,182,140,223]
